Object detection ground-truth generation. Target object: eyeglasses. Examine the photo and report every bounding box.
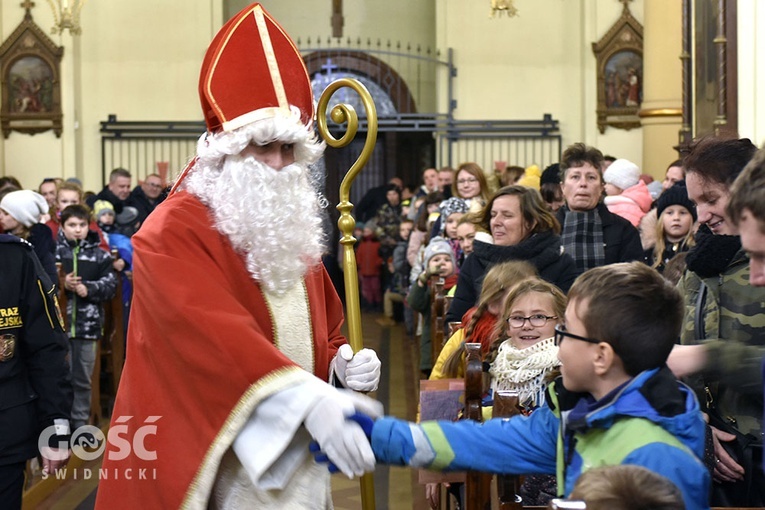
[507,314,557,328]
[553,325,601,347]
[457,178,479,185]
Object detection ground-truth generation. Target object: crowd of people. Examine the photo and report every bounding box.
[2,3,765,510]
[351,134,765,509]
[0,168,170,508]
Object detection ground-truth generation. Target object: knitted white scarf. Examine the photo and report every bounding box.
[489,337,559,408]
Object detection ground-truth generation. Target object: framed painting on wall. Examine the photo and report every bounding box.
[0,9,63,138]
[592,4,644,134]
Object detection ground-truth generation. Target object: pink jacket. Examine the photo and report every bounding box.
[604,180,653,227]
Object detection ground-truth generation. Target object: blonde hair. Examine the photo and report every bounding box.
[485,278,567,365]
[440,261,536,378]
[570,465,685,510]
[652,209,695,271]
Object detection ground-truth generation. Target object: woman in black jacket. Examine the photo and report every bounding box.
[0,189,58,289]
[446,185,578,323]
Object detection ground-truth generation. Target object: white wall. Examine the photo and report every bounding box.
[0,1,221,191]
[0,0,658,192]
[436,0,644,170]
[738,0,765,148]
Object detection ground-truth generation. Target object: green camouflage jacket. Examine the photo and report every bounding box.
[678,248,765,436]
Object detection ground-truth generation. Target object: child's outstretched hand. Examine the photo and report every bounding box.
[311,412,375,473]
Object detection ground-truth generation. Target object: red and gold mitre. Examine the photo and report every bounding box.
[198,3,314,133]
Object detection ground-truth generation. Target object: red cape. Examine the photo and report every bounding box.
[95,191,346,509]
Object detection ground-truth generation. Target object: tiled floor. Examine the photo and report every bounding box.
[25,312,428,510]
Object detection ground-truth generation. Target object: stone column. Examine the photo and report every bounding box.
[638,0,683,179]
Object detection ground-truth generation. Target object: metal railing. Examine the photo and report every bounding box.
[100,114,561,187]
[100,40,561,186]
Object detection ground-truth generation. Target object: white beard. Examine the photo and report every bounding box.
[181,153,325,296]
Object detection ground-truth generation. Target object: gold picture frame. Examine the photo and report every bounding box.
[0,9,63,138]
[592,4,644,134]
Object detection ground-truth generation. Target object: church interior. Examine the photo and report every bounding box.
[1,0,764,508]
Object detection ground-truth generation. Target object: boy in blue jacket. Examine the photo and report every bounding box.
[349,262,710,510]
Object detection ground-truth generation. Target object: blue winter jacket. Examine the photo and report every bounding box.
[371,367,710,510]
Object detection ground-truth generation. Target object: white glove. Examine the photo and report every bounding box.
[333,344,381,392]
[303,387,382,478]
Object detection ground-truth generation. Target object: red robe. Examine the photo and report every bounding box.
[95,191,346,509]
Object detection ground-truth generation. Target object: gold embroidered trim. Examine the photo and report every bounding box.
[180,367,313,509]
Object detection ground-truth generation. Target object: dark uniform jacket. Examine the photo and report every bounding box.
[0,235,72,464]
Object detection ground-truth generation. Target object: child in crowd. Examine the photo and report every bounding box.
[46,182,110,252]
[644,181,696,273]
[378,219,414,330]
[406,191,445,269]
[408,237,458,377]
[431,261,537,380]
[603,158,653,227]
[539,163,565,213]
[567,465,685,510]
[483,277,567,506]
[437,197,469,269]
[94,200,134,330]
[487,278,566,409]
[361,262,710,510]
[425,261,536,508]
[55,204,117,430]
[355,222,383,310]
[455,214,478,261]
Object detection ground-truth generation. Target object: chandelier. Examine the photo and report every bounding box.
[45,0,87,35]
[490,0,519,18]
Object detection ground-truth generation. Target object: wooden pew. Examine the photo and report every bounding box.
[493,391,523,510]
[430,275,446,369]
[464,342,492,510]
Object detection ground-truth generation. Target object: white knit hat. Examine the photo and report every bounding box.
[0,190,48,227]
[603,159,641,191]
[424,236,456,268]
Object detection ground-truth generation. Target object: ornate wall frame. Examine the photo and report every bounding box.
[592,3,644,134]
[0,9,64,138]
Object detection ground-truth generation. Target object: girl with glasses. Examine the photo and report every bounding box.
[488,278,566,409]
[484,277,566,506]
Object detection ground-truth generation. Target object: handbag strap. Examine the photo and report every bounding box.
[694,279,708,340]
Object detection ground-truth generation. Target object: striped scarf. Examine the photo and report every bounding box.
[561,207,605,272]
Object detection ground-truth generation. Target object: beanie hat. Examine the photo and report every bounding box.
[0,190,48,227]
[657,181,696,221]
[117,206,139,226]
[517,165,541,190]
[540,163,561,186]
[93,200,116,221]
[423,236,456,269]
[603,159,641,190]
[439,197,469,224]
